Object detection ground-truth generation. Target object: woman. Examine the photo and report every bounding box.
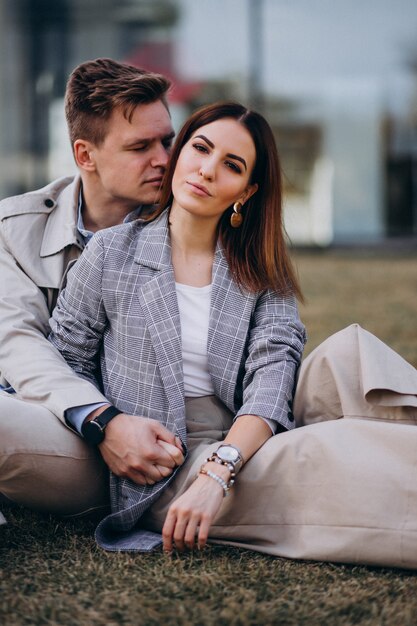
[50,102,417,567]
[49,101,305,549]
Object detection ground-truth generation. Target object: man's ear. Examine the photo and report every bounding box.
[73,140,96,172]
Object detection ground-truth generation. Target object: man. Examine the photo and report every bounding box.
[0,58,183,518]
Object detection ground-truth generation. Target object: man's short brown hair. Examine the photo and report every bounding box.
[65,58,171,147]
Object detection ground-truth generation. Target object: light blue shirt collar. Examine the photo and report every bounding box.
[77,187,144,245]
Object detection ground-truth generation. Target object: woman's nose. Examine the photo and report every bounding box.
[199,161,215,181]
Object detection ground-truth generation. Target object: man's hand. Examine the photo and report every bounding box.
[97,412,184,485]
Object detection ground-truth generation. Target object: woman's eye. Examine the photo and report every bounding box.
[225,161,241,174]
[193,143,208,153]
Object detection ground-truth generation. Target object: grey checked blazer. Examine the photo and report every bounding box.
[49,210,306,550]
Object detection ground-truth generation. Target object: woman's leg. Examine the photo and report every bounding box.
[141,339,417,569]
[143,406,417,569]
[293,324,417,426]
[208,417,417,569]
[143,350,417,569]
[206,327,417,568]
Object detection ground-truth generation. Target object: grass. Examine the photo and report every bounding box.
[1,250,417,626]
[296,248,417,367]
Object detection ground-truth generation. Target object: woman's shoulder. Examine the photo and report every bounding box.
[89,210,169,263]
[96,210,167,244]
[93,219,144,247]
[91,218,150,255]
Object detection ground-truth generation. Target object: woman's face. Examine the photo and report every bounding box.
[171,118,258,222]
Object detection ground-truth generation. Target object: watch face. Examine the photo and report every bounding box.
[82,420,105,445]
[218,446,239,462]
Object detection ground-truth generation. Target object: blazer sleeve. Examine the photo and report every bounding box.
[49,233,108,391]
[235,289,306,431]
[0,227,107,420]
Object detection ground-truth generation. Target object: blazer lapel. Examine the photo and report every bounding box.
[134,213,185,433]
[208,243,257,410]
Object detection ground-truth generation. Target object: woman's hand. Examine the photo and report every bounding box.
[162,463,230,552]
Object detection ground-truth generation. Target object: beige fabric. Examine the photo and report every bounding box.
[294,324,417,426]
[142,326,417,569]
[0,175,107,420]
[0,391,109,517]
[2,324,417,568]
[142,398,417,570]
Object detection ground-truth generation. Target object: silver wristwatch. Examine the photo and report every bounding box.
[212,444,244,475]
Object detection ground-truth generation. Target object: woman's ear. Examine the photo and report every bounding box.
[73,139,97,172]
[241,183,258,205]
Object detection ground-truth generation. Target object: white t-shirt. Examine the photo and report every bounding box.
[175,281,277,434]
[175,282,214,398]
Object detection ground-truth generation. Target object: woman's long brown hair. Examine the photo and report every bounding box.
[153,101,303,301]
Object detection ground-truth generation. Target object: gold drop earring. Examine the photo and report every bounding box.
[230,201,243,228]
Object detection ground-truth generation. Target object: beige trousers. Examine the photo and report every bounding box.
[142,324,417,568]
[0,393,109,516]
[2,324,417,567]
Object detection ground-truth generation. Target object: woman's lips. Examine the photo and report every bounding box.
[186,181,212,197]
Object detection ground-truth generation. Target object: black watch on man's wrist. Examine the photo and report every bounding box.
[81,405,122,445]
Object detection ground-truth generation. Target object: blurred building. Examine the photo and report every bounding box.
[174,0,417,245]
[1,0,417,245]
[0,0,197,196]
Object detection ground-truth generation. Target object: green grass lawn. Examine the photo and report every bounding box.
[1,250,417,626]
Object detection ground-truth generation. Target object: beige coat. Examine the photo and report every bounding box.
[0,176,107,420]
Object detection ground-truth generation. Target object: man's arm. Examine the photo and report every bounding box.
[0,229,183,482]
[48,233,184,482]
[0,229,108,420]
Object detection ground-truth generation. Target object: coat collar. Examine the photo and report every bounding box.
[133,208,230,271]
[134,209,257,414]
[40,176,82,258]
[133,209,172,270]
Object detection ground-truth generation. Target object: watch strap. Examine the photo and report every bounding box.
[95,405,122,427]
[81,405,122,444]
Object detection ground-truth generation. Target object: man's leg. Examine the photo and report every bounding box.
[0,392,109,517]
[294,324,417,426]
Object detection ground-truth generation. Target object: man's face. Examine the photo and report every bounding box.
[90,100,174,210]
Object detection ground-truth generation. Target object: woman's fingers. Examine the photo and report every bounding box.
[162,477,224,552]
[184,516,199,550]
[154,463,174,479]
[172,516,189,552]
[158,439,185,466]
[197,515,211,549]
[162,510,177,552]
[163,511,198,552]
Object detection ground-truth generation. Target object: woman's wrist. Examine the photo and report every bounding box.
[198,465,232,497]
[203,460,231,482]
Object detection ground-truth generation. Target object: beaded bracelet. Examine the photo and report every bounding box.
[206,454,236,480]
[199,466,233,497]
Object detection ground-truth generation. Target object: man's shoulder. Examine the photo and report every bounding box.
[0,176,78,220]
